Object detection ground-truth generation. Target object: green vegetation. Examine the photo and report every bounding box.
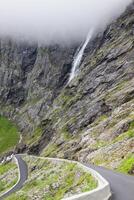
[91,115,108,127]
[113,129,134,143]
[91,117,134,148]
[6,193,28,200]
[0,162,15,175]
[24,127,43,146]
[91,140,107,149]
[113,120,134,143]
[42,143,59,157]
[60,124,72,141]
[55,89,82,111]
[0,116,19,154]
[7,156,97,200]
[117,154,134,174]
[0,161,18,195]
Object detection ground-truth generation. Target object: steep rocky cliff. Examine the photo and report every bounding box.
[0,3,134,173]
[0,41,76,131]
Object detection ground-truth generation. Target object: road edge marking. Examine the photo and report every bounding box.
[0,155,21,198]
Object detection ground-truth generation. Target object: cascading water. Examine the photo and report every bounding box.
[68,29,94,83]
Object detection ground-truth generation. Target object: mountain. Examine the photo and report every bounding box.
[0,3,134,174]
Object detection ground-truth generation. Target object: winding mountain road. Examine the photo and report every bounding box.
[0,155,28,199]
[84,163,134,200]
[0,155,134,200]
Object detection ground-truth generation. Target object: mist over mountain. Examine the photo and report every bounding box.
[0,0,132,44]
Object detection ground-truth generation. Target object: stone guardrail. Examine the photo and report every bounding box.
[0,155,111,200]
[29,155,111,200]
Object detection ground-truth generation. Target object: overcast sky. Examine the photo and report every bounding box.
[0,0,132,45]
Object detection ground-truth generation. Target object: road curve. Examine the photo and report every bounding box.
[0,155,28,199]
[84,163,134,200]
[1,155,134,200]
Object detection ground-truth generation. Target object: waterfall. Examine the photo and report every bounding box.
[68,29,94,83]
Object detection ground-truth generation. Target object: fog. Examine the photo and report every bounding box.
[0,0,132,45]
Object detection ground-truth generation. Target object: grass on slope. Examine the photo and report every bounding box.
[0,116,19,154]
[0,161,18,195]
[6,156,97,200]
[117,154,134,175]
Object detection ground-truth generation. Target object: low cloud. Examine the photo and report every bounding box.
[0,0,132,45]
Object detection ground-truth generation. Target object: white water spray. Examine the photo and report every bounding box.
[68,29,94,83]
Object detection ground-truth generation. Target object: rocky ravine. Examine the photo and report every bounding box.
[0,4,134,173]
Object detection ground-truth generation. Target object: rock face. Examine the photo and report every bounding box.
[0,3,134,172]
[0,41,76,132]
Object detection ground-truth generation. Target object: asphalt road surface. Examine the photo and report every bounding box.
[0,155,28,199]
[84,163,134,200]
